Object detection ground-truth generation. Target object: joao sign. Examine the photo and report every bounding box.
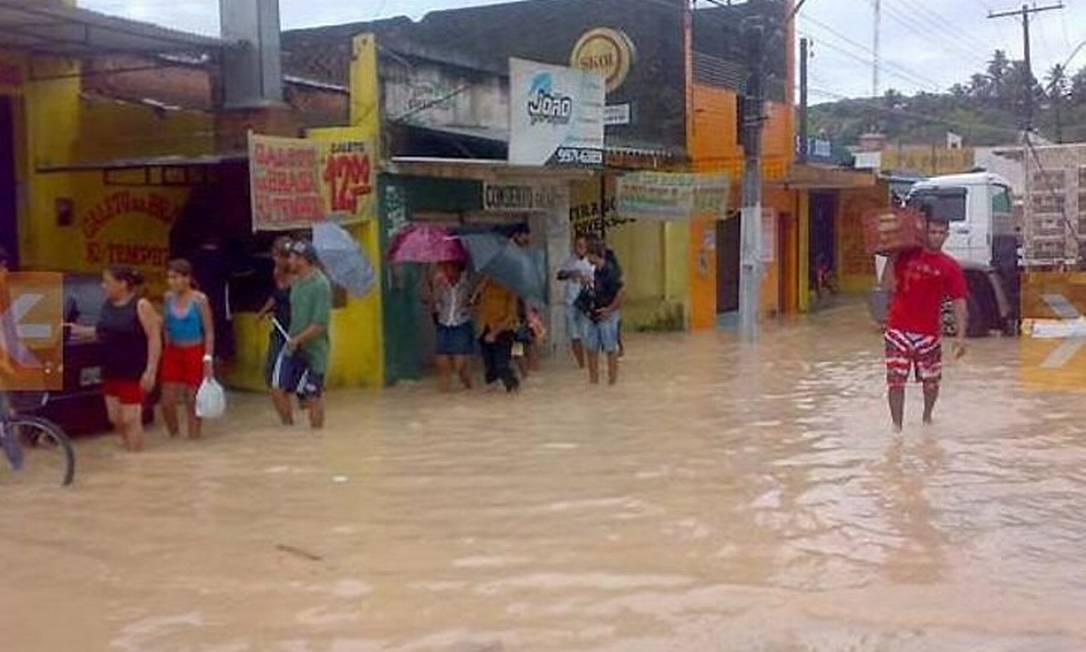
[508,58,605,168]
[249,133,375,231]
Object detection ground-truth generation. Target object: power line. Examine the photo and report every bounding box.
[1059,4,1073,52]
[890,0,994,54]
[878,0,979,57]
[1050,39,1086,88]
[1032,4,1058,67]
[873,0,987,64]
[883,0,990,61]
[974,0,1015,47]
[800,13,944,90]
[988,2,1065,129]
[800,33,942,92]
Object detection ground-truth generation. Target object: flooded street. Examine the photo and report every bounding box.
[4,303,1086,651]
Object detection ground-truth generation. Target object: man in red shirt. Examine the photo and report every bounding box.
[882,217,968,431]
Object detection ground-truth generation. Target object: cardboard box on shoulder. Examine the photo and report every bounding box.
[862,207,925,255]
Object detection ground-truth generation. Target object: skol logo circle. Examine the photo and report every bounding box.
[570,28,635,94]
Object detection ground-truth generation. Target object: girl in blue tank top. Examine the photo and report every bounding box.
[161,259,215,440]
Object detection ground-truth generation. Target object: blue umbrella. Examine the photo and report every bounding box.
[313,221,376,297]
[459,232,547,306]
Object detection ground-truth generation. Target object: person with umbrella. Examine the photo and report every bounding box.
[472,276,520,393]
[282,240,333,429]
[457,230,546,307]
[388,224,476,391]
[509,224,542,377]
[429,260,475,392]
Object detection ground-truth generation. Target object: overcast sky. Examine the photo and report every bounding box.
[82,0,1086,98]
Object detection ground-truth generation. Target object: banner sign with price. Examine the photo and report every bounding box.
[249,133,375,231]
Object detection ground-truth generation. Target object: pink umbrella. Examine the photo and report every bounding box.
[388,225,467,264]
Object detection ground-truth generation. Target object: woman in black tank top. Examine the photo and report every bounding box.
[98,297,149,382]
[69,266,161,452]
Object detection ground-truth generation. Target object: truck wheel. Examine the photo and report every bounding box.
[941,302,957,337]
[966,294,989,338]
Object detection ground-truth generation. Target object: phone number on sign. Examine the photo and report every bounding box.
[555,147,603,166]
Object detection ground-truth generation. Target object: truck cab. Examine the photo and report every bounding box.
[906,172,1017,269]
[871,172,1019,337]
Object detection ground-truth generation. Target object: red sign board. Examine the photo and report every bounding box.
[248,134,375,231]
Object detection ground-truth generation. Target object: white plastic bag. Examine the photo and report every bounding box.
[195,378,226,419]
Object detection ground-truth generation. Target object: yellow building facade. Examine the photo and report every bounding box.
[2,23,387,393]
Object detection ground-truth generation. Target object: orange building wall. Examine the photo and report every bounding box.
[837,184,887,293]
[762,186,796,316]
[687,83,796,326]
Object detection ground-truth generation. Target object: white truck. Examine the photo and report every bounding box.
[872,171,1020,337]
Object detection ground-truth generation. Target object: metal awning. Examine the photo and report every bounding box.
[771,164,878,190]
[401,123,509,145]
[37,152,247,173]
[387,157,595,181]
[0,0,227,58]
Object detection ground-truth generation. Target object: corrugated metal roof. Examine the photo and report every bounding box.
[0,0,226,58]
[693,51,746,92]
[37,152,246,173]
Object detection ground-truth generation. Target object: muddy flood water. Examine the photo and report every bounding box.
[3,304,1086,651]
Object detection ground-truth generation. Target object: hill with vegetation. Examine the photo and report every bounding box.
[809,50,1086,147]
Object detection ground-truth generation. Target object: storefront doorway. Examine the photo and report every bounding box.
[0,97,17,266]
[809,192,837,306]
[715,215,740,314]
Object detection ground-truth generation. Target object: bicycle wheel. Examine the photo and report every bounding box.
[1,416,75,487]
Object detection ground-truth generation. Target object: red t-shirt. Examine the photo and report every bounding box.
[886,249,968,336]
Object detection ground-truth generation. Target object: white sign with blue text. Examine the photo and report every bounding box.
[508,58,605,167]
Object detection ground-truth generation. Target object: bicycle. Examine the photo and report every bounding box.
[0,392,75,487]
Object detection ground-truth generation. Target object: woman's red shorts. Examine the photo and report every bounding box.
[161,344,206,389]
[103,379,145,406]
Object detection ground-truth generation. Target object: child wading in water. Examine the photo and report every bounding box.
[160,259,215,439]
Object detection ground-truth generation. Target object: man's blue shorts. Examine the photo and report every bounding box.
[584,311,621,354]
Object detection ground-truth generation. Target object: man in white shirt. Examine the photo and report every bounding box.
[556,235,594,368]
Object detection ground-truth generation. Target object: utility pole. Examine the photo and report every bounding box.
[799,37,809,164]
[988,2,1064,131]
[738,17,767,342]
[872,0,881,98]
[1054,90,1063,143]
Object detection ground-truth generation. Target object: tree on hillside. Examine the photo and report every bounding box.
[1073,67,1086,103]
[968,73,992,101]
[881,88,905,132]
[808,49,1086,148]
[1046,64,1071,143]
[1006,60,1040,122]
[1046,64,1069,98]
[987,50,1011,107]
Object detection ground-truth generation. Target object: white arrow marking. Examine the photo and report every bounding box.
[11,294,53,340]
[1040,294,1086,369]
